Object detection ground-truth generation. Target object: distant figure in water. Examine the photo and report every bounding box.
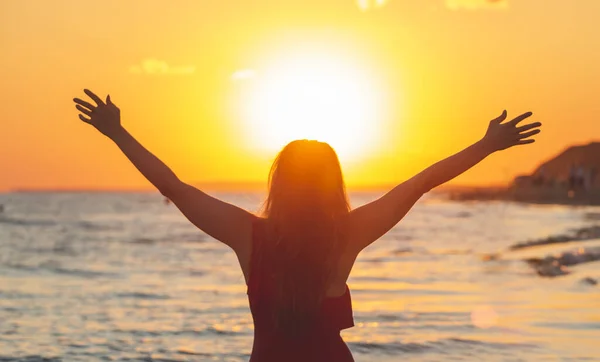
[73,89,541,361]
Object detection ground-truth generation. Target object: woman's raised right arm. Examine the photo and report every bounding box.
[344,110,541,253]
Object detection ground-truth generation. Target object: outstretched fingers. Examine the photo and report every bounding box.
[484,110,540,151]
[518,129,541,139]
[78,114,92,124]
[84,89,105,107]
[491,110,508,124]
[514,119,541,146]
[516,122,542,133]
[516,139,536,146]
[73,98,95,111]
[74,96,95,124]
[506,111,533,126]
[75,104,92,116]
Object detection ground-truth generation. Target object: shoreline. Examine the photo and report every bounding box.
[445,186,600,206]
[482,221,600,278]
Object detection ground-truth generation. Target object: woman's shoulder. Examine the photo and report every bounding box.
[252,217,268,234]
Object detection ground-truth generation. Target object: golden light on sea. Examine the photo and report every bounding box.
[471,305,499,329]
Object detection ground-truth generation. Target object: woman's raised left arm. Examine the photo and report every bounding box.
[73,89,256,256]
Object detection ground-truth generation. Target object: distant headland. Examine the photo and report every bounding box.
[447,141,600,205]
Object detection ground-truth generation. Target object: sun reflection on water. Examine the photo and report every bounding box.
[471,306,499,329]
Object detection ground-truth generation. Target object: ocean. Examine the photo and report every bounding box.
[0,191,598,361]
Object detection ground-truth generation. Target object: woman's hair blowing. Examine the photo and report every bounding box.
[261,140,350,335]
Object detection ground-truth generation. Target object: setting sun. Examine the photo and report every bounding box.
[236,51,388,162]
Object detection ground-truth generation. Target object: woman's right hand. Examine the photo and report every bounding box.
[73,89,123,139]
[481,110,541,153]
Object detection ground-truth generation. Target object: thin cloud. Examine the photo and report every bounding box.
[446,0,508,10]
[231,69,258,81]
[355,0,506,12]
[356,0,389,12]
[129,58,196,75]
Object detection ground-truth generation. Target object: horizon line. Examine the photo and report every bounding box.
[0,181,508,194]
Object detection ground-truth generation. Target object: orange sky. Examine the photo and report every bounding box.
[1,0,599,191]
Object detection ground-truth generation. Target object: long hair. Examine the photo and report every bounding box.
[260,140,351,335]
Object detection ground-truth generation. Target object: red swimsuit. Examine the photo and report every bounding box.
[246,220,355,362]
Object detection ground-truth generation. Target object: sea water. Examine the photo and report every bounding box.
[0,191,598,361]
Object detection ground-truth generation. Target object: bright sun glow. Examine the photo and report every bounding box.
[236,52,386,162]
[356,0,390,12]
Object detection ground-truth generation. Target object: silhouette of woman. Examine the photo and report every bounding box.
[73,89,541,361]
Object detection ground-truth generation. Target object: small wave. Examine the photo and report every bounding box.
[352,287,469,296]
[410,311,466,322]
[510,225,600,250]
[525,246,600,277]
[580,277,598,285]
[203,326,241,336]
[0,291,39,300]
[1,307,20,313]
[353,276,394,282]
[47,266,120,279]
[392,247,413,255]
[0,356,61,362]
[115,292,170,300]
[177,349,212,357]
[349,341,431,354]
[445,338,538,349]
[167,232,207,243]
[349,337,537,355]
[356,310,466,326]
[361,257,393,263]
[4,263,39,273]
[131,237,156,244]
[386,231,414,242]
[188,269,206,277]
[112,327,247,338]
[585,212,600,221]
[130,232,207,245]
[16,244,79,257]
[374,313,412,322]
[66,343,87,349]
[533,321,600,330]
[50,244,77,256]
[390,247,472,257]
[0,216,56,227]
[119,358,187,362]
[113,328,162,337]
[481,252,502,261]
[75,220,117,232]
[430,249,473,256]
[454,211,472,218]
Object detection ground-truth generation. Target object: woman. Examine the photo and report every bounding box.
[73,89,540,361]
